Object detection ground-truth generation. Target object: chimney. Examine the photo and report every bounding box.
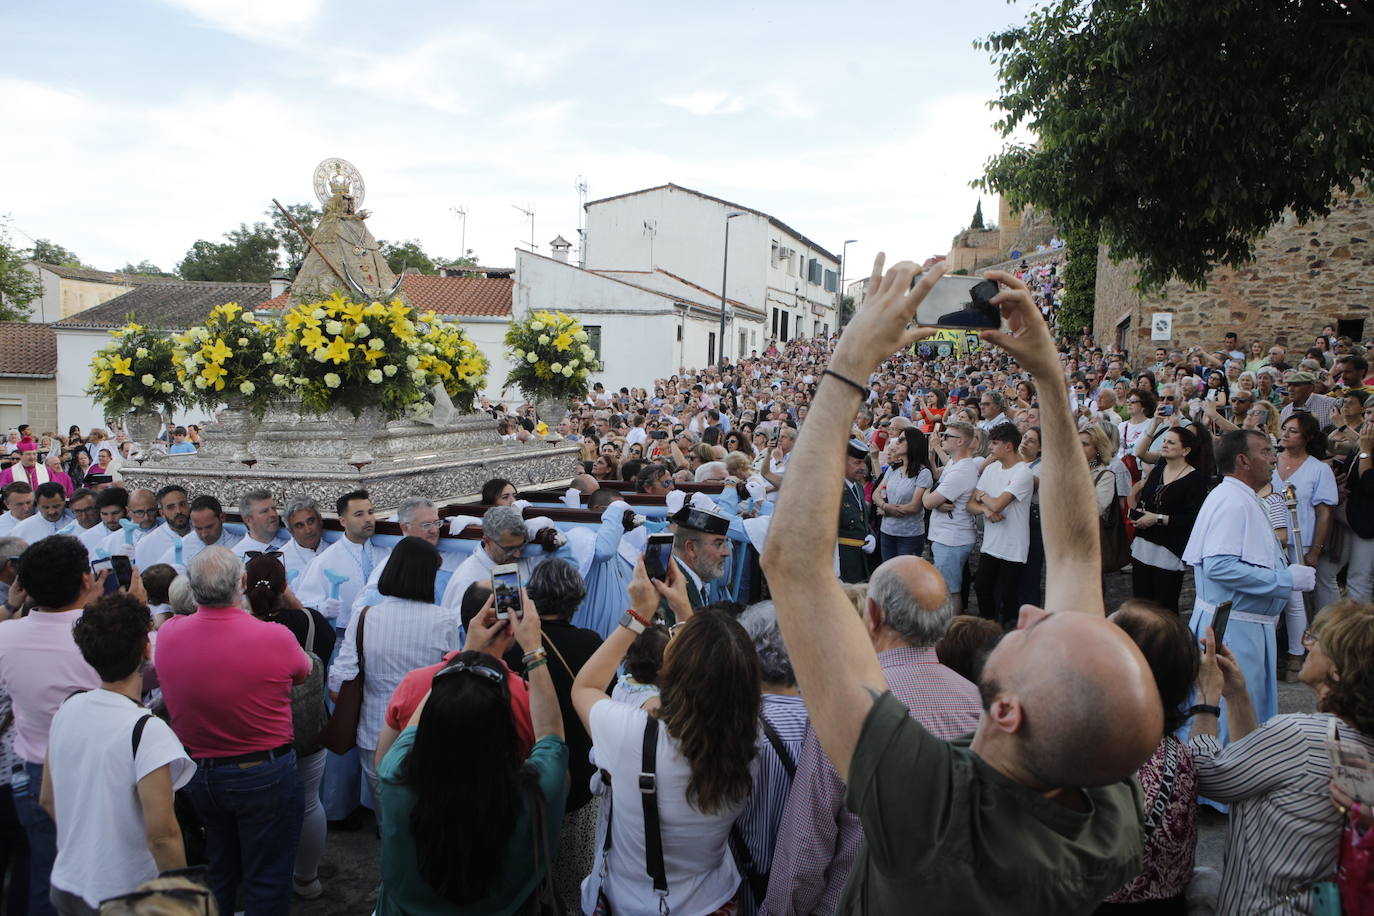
[549,235,572,263]
[270,269,289,299]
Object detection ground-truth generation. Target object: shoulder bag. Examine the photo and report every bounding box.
[317,606,369,755]
[593,715,670,915]
[1096,470,1131,573]
[730,711,799,908]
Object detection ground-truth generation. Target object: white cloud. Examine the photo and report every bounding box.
[153,0,323,42]
[659,90,748,116]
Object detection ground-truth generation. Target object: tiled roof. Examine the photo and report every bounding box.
[54,281,272,330]
[29,262,182,286]
[583,183,839,262]
[257,274,512,318]
[0,322,58,377]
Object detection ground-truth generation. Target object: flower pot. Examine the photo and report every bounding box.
[124,408,166,460]
[536,396,566,425]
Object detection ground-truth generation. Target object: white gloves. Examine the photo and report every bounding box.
[448,516,482,535]
[513,499,532,510]
[562,488,582,508]
[689,492,718,513]
[1289,564,1317,593]
[863,534,877,555]
[319,597,342,620]
[665,490,687,515]
[745,479,768,504]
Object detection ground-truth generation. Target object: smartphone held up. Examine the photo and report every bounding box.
[644,533,674,582]
[913,276,1006,331]
[491,564,522,620]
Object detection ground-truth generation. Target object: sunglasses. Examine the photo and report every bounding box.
[435,660,506,685]
[243,549,283,560]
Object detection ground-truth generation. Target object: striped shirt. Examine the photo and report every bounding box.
[1190,713,1373,915]
[734,693,808,916]
[763,646,981,916]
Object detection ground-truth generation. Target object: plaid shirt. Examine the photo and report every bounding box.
[762,646,981,916]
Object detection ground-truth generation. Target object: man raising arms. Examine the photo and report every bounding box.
[760,257,1162,913]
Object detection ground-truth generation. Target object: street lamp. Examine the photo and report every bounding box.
[719,212,743,368]
[839,239,857,329]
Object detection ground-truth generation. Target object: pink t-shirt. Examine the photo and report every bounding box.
[155,606,309,758]
[0,608,100,763]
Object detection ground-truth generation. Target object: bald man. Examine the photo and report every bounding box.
[761,257,1162,914]
[765,555,980,915]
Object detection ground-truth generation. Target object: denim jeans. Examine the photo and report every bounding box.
[187,752,303,916]
[880,532,925,562]
[0,783,31,916]
[931,541,975,593]
[13,760,57,916]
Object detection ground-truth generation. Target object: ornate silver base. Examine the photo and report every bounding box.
[120,407,581,512]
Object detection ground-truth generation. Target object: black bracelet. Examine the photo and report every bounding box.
[822,369,867,396]
[1189,703,1221,718]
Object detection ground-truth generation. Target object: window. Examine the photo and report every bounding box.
[584,325,603,365]
[1338,318,1365,341]
[780,312,790,340]
[739,330,748,358]
[707,332,716,366]
[807,258,823,286]
[0,398,23,431]
[772,308,780,338]
[676,324,683,341]
[824,269,837,293]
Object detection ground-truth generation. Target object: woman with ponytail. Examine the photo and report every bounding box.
[243,553,335,899]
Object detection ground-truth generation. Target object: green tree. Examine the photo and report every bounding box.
[970,201,985,230]
[265,202,322,276]
[1056,226,1099,336]
[839,295,855,326]
[977,0,1374,289]
[0,221,40,320]
[29,239,83,268]
[379,239,440,276]
[120,260,174,277]
[176,222,279,282]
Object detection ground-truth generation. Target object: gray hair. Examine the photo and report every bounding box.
[481,505,525,540]
[526,558,586,620]
[186,546,243,608]
[283,496,320,520]
[167,575,197,615]
[868,562,954,647]
[739,601,795,686]
[0,536,27,561]
[238,488,273,519]
[694,461,728,482]
[396,496,436,527]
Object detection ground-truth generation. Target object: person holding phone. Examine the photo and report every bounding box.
[1128,427,1209,613]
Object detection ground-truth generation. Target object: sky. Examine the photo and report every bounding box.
[1,0,1035,281]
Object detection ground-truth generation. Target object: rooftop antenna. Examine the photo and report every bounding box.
[449,205,468,266]
[512,203,535,252]
[575,175,589,266]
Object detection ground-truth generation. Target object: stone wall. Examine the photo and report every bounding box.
[1093,186,1373,356]
[0,378,58,434]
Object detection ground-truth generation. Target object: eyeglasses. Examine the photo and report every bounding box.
[128,508,159,518]
[435,660,506,685]
[243,549,283,560]
[940,433,964,441]
[414,519,444,531]
[1301,629,1317,649]
[1161,396,1175,401]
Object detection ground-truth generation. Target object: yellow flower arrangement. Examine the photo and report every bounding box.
[172,302,279,413]
[87,319,183,417]
[503,309,600,401]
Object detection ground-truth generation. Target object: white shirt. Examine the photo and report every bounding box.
[47,691,194,908]
[278,537,319,583]
[164,526,242,567]
[979,413,1013,431]
[295,536,388,628]
[584,699,742,916]
[327,596,461,750]
[1118,418,1152,459]
[0,512,22,537]
[134,524,183,570]
[625,427,648,448]
[230,531,290,565]
[98,524,157,559]
[975,460,1035,563]
[928,457,982,547]
[78,522,119,554]
[11,512,73,545]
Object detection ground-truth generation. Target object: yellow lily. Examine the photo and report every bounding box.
[110,355,134,376]
[322,335,354,364]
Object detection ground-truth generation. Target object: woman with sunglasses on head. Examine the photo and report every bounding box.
[377,591,566,915]
[1135,384,1188,466]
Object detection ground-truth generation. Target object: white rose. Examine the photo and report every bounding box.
[530,321,544,331]
[513,348,525,359]
[131,396,145,406]
[240,381,255,395]
[526,352,538,364]
[272,374,288,387]
[367,369,383,383]
[412,370,427,384]
[183,358,198,372]
[579,368,590,378]
[314,350,328,362]
[562,366,574,377]
[355,323,370,338]
[538,334,550,346]
[237,337,249,346]
[406,355,420,370]
[312,308,326,320]
[326,320,343,336]
[550,363,562,373]
[568,358,579,368]
[141,374,156,386]
[575,330,588,342]
[383,365,398,377]
[135,347,149,358]
[195,377,209,389]
[262,351,275,363]
[160,382,174,393]
[324,373,341,388]
[368,338,385,351]
[422,343,436,354]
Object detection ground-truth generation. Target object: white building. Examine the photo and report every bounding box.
[513,248,764,391]
[580,184,841,359]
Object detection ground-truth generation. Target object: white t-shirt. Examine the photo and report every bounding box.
[975,461,1035,563]
[928,457,982,547]
[48,690,194,907]
[1118,418,1152,459]
[583,699,742,916]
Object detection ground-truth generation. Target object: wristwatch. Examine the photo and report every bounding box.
[619,610,647,635]
[1189,703,1221,718]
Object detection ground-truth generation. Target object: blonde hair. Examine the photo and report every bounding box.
[724,451,752,478]
[842,583,868,617]
[1079,425,1113,467]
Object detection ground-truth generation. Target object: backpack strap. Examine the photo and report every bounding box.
[759,713,796,780]
[640,715,669,909]
[131,712,153,758]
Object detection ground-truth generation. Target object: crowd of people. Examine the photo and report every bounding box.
[0,257,1370,915]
